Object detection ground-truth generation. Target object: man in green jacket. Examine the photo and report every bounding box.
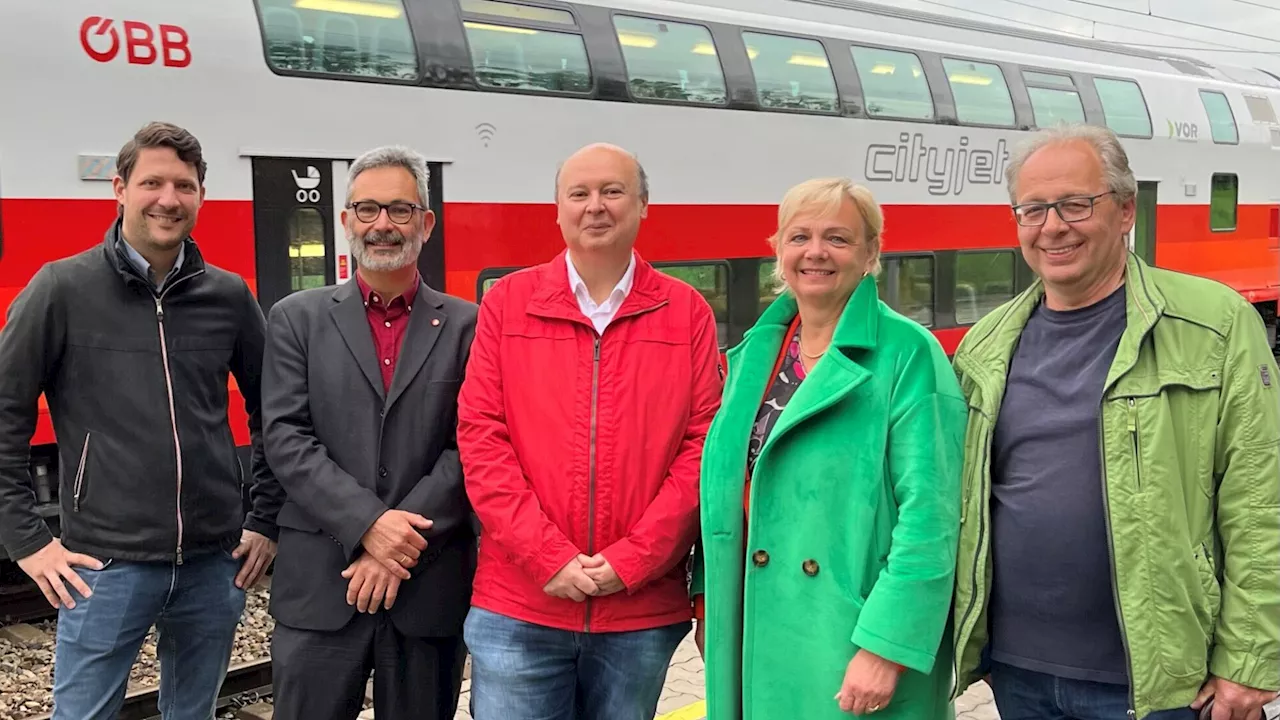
[951,123,1279,720]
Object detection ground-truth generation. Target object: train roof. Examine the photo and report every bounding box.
[582,0,1280,91]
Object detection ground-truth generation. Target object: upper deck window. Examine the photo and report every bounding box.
[461,0,574,24]
[613,15,727,105]
[943,58,1015,127]
[1023,70,1086,127]
[257,0,418,80]
[461,0,591,93]
[1094,77,1153,138]
[850,46,934,121]
[741,32,838,113]
[1198,90,1239,144]
[1244,94,1279,124]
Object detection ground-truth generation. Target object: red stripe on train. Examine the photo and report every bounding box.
[2,197,1273,294]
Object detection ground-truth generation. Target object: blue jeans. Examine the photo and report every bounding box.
[990,661,1197,720]
[51,549,246,720]
[463,606,689,720]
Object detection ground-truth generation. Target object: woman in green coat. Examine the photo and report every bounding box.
[691,178,967,720]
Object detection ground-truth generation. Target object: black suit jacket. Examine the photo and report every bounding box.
[261,278,477,637]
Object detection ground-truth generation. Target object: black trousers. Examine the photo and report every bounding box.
[271,613,466,720]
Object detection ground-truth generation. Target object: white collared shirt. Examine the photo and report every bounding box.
[567,252,637,334]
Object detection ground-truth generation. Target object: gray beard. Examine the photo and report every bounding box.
[349,227,422,272]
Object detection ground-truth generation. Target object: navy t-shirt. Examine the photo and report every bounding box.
[988,284,1130,684]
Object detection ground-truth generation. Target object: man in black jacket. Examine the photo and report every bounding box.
[0,121,282,720]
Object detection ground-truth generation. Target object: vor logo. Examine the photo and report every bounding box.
[79,17,191,67]
[1168,119,1199,141]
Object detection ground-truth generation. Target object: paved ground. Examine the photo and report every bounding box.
[440,630,1280,720]
[444,629,1003,720]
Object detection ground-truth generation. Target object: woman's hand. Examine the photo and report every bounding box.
[835,649,903,715]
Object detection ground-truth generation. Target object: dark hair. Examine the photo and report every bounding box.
[116,121,207,186]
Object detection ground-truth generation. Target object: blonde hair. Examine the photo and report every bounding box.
[767,177,884,293]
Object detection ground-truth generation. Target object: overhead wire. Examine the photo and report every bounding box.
[911,0,1280,53]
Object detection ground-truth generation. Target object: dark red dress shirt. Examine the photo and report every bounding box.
[355,272,420,392]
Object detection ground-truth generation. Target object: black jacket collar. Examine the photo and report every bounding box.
[102,218,206,291]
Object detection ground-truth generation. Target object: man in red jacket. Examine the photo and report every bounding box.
[457,143,723,720]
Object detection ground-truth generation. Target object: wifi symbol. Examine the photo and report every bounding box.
[475,123,497,147]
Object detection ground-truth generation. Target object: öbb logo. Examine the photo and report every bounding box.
[79,17,191,68]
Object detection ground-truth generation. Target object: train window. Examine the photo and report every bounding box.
[288,209,328,292]
[850,46,934,121]
[1198,90,1239,145]
[955,251,1015,325]
[613,16,727,105]
[1210,173,1238,232]
[1023,71,1085,127]
[758,259,782,317]
[463,21,591,93]
[1093,78,1153,138]
[879,256,934,327]
[1244,94,1279,124]
[257,0,418,80]
[656,262,731,346]
[943,58,1015,127]
[476,267,523,300]
[461,0,576,25]
[741,32,838,113]
[1023,71,1074,89]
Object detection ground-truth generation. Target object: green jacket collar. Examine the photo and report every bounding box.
[751,272,880,351]
[954,252,1166,394]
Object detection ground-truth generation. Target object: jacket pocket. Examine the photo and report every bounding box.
[1127,398,1143,492]
[1191,542,1221,647]
[73,432,92,512]
[1111,368,1221,500]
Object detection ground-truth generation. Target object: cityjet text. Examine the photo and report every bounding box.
[864,133,1011,196]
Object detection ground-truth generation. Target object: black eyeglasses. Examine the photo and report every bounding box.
[346,201,424,225]
[1012,191,1116,227]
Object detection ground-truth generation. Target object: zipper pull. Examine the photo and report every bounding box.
[155,297,164,322]
[594,337,601,361]
[176,546,183,566]
[1126,398,1136,432]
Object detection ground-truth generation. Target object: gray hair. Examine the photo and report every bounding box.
[346,145,430,207]
[1005,123,1137,204]
[553,144,650,203]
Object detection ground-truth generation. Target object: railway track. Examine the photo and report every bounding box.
[0,583,55,625]
[16,659,273,720]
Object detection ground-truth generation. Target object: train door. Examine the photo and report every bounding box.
[250,156,446,313]
[252,157,345,313]
[1132,181,1158,266]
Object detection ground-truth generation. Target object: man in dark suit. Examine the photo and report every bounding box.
[262,145,477,720]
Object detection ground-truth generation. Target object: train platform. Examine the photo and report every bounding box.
[443,629,1003,720]
[441,630,1280,720]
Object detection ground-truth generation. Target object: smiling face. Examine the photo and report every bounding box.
[1013,139,1134,303]
[555,144,647,256]
[778,196,874,308]
[342,165,435,273]
[112,147,204,255]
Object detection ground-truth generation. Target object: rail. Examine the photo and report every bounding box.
[17,658,273,720]
[0,583,56,625]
